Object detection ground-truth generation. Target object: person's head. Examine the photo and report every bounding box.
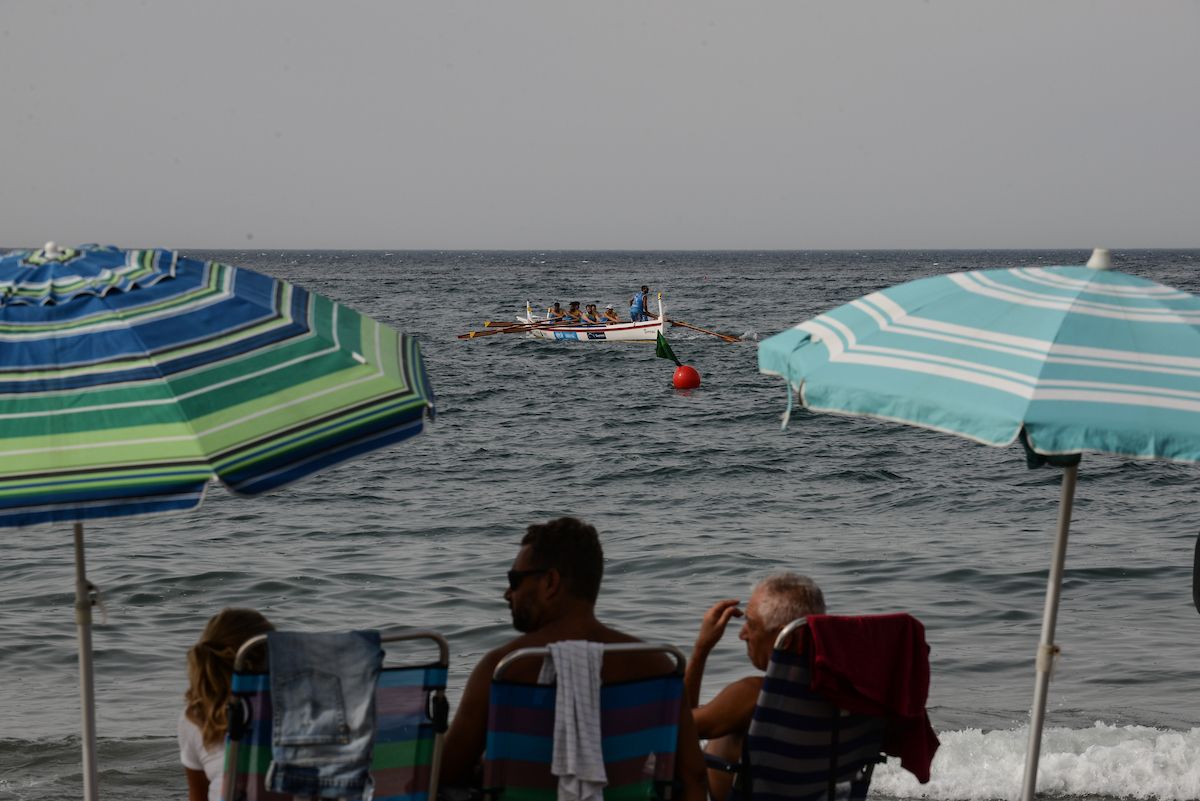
[552,302,562,311]
[569,301,580,310]
[587,304,597,312]
[184,608,274,747]
[641,285,649,293]
[605,304,614,313]
[505,517,604,632]
[739,573,826,670]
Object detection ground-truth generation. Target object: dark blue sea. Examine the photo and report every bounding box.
[2,250,1199,800]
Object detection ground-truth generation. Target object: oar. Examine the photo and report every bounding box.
[456,321,558,340]
[667,318,741,343]
[482,321,543,331]
[457,326,530,340]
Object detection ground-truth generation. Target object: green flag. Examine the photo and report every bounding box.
[656,332,681,366]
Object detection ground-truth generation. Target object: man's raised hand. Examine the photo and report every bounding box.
[695,599,743,654]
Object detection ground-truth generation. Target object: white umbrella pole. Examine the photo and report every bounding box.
[73,522,100,801]
[1019,463,1078,801]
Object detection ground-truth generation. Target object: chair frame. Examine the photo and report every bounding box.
[223,627,450,801]
[493,641,687,681]
[773,617,809,651]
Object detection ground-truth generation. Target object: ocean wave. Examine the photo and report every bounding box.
[873,723,1200,801]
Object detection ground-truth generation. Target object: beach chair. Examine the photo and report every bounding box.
[483,642,687,801]
[221,629,450,801]
[732,617,888,801]
[726,612,939,801]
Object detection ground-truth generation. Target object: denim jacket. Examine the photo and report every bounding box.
[265,630,384,799]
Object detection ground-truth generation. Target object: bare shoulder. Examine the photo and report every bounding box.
[706,675,763,715]
[595,623,643,644]
[596,624,682,682]
[715,675,763,714]
[478,633,544,674]
[728,674,763,697]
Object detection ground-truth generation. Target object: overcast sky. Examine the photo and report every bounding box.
[3,1,1197,250]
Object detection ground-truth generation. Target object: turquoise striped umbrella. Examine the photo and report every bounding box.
[0,243,435,800]
[758,250,1200,801]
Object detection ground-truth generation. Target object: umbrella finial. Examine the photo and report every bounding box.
[43,241,60,258]
[1086,248,1112,270]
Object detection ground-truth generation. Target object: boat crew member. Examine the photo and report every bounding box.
[630,285,651,321]
[602,304,621,323]
[546,302,565,323]
[580,303,602,324]
[438,517,707,801]
[564,301,583,324]
[686,574,826,801]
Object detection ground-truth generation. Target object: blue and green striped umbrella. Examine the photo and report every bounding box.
[758,254,1200,801]
[0,243,435,525]
[0,243,435,801]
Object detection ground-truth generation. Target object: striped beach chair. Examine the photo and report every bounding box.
[739,619,886,801]
[221,629,450,801]
[483,643,686,801]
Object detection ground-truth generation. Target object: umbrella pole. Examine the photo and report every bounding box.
[73,522,100,801]
[1019,463,1078,801]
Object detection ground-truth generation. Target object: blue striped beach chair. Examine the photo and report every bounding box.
[739,619,886,801]
[221,629,450,801]
[483,643,686,801]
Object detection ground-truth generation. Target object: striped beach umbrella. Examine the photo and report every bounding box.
[758,249,1200,801]
[0,243,435,800]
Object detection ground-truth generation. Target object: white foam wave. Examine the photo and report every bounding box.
[872,723,1200,800]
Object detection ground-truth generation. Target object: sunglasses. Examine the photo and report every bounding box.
[507,568,550,591]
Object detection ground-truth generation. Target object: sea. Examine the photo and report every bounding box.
[2,249,1199,801]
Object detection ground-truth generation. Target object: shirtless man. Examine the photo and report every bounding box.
[686,574,826,801]
[440,517,708,801]
[602,304,621,323]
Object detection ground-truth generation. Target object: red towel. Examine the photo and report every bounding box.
[797,613,940,783]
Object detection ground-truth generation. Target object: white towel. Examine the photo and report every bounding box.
[537,641,608,801]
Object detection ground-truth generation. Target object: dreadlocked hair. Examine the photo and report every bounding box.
[184,608,274,748]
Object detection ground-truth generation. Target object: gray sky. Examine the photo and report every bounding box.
[3,1,1198,250]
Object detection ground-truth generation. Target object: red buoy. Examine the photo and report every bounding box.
[672,364,701,389]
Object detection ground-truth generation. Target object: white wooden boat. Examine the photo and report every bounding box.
[517,298,665,342]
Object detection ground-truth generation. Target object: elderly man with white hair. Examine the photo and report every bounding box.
[684,573,827,801]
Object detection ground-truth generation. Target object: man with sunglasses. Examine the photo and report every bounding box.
[440,517,707,801]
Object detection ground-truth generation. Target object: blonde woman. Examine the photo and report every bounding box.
[178,608,274,801]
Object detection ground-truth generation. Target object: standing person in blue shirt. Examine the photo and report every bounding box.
[630,285,651,321]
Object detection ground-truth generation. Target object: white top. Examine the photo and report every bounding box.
[177,709,225,801]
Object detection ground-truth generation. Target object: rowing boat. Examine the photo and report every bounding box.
[516,298,666,342]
